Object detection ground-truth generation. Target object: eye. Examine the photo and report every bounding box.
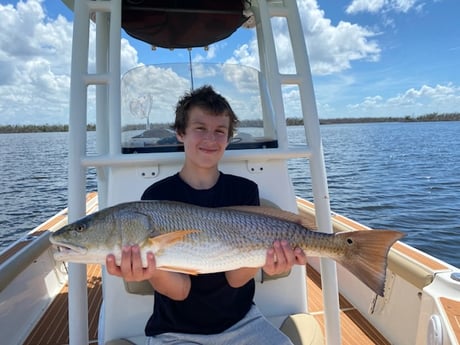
[74,223,86,232]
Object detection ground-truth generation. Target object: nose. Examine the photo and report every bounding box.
[202,130,217,142]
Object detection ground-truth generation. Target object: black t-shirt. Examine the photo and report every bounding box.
[142,172,260,336]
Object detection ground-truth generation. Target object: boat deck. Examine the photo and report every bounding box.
[306,265,389,345]
[23,263,102,345]
[23,263,388,345]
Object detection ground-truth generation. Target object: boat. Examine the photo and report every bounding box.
[1,1,459,344]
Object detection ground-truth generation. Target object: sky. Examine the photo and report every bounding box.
[0,0,459,125]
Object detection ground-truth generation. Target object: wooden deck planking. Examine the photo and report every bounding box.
[23,264,102,345]
[440,297,460,343]
[306,264,390,345]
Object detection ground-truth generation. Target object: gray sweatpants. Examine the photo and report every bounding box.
[146,305,293,345]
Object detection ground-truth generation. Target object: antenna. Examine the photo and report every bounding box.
[188,48,194,91]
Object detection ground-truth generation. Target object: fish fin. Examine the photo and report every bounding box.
[157,266,200,275]
[222,205,317,230]
[335,230,404,297]
[147,230,200,248]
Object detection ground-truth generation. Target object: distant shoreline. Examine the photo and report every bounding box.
[319,112,460,125]
[1,113,459,133]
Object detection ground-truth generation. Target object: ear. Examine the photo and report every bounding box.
[176,132,184,143]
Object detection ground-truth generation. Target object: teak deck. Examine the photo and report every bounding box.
[24,263,387,345]
[24,264,102,345]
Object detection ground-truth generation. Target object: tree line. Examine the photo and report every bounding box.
[0,124,96,133]
[317,112,460,125]
[1,112,459,133]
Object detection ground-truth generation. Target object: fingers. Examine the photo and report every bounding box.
[106,245,156,282]
[263,241,307,275]
[128,245,143,277]
[106,254,121,276]
[272,240,293,270]
[145,251,157,276]
[293,246,308,265]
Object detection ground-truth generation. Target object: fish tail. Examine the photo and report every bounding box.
[335,230,404,296]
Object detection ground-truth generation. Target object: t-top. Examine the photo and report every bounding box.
[141,172,260,336]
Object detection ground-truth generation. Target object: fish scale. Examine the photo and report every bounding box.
[50,200,404,296]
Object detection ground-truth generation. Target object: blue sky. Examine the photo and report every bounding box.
[0,0,459,124]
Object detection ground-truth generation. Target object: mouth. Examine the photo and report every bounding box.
[199,146,219,154]
[50,237,87,256]
[54,245,87,255]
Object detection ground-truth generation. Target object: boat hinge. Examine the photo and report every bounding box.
[369,271,396,314]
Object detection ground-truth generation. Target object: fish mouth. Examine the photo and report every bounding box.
[50,237,87,256]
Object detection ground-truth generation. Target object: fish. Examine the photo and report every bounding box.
[49,200,404,296]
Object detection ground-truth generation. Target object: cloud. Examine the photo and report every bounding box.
[346,0,421,14]
[0,0,140,125]
[346,0,386,13]
[0,0,72,124]
[345,83,460,117]
[227,0,381,76]
[226,39,259,70]
[193,45,218,62]
[299,0,381,74]
[121,65,189,126]
[0,0,457,125]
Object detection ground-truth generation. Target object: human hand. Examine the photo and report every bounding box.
[106,245,157,282]
[263,240,307,276]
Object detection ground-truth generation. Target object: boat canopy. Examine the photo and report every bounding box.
[121,0,250,48]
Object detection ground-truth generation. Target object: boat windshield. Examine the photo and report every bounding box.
[121,63,278,153]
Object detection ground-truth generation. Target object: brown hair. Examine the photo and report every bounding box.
[173,85,239,140]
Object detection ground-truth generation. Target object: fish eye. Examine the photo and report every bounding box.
[74,224,86,232]
[346,238,353,245]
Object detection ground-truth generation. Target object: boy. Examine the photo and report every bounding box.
[106,85,307,344]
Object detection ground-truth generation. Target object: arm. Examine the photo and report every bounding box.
[106,245,191,301]
[225,267,259,288]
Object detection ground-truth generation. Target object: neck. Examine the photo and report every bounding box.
[179,167,220,190]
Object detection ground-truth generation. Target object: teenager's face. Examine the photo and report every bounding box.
[177,106,230,170]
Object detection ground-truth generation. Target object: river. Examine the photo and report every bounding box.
[1,121,459,267]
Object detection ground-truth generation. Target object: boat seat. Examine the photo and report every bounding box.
[280,313,324,345]
[105,313,324,345]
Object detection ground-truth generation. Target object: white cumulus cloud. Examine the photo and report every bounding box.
[226,0,381,76]
[0,0,140,125]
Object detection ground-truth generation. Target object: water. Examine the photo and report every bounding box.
[288,122,460,268]
[0,122,459,268]
[0,132,97,248]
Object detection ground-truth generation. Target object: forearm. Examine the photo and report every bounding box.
[149,271,191,301]
[225,267,259,288]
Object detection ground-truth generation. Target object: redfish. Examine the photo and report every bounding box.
[50,200,404,296]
